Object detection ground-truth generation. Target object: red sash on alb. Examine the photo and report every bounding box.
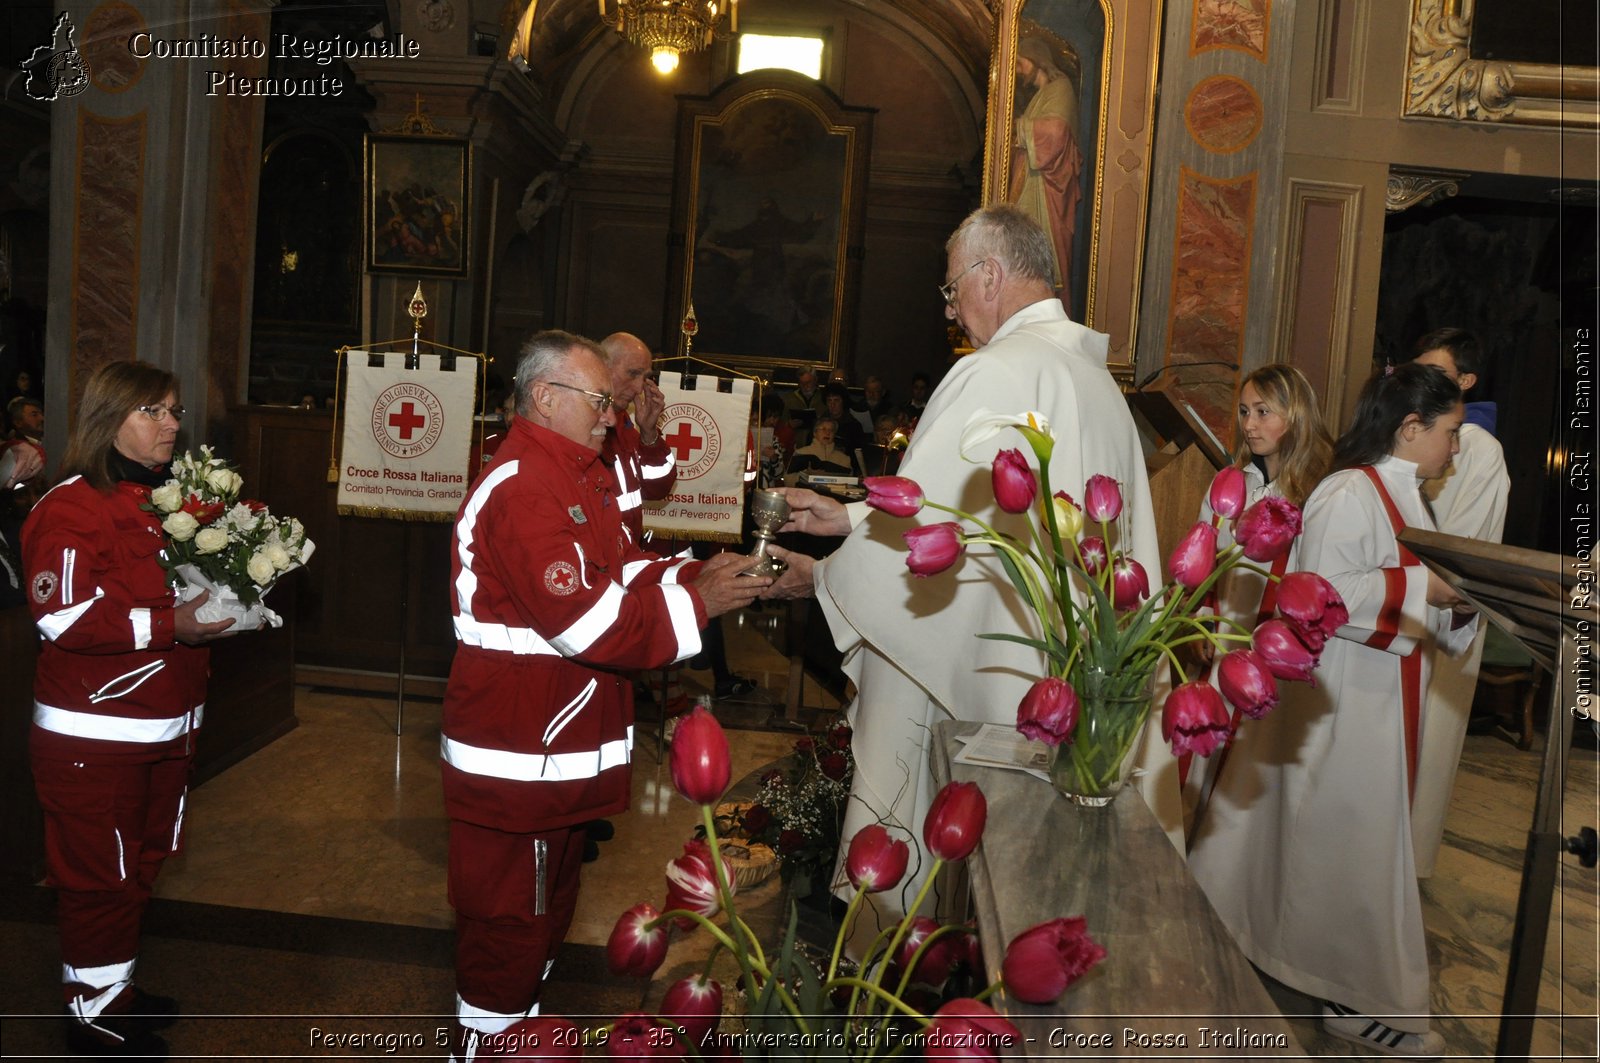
[1357,465,1425,805]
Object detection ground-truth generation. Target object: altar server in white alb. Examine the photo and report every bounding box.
[440,331,767,1060]
[1189,363,1477,1058]
[759,205,1163,912]
[1398,328,1509,879]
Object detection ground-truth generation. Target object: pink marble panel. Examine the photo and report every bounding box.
[84,2,146,94]
[1191,0,1270,61]
[1184,76,1262,154]
[1166,168,1255,368]
[73,111,145,390]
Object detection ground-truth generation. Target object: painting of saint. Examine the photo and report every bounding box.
[1006,2,1105,321]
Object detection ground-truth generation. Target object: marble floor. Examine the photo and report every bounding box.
[0,609,1595,1060]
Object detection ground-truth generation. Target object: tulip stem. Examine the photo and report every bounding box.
[865,859,946,1047]
[827,886,869,986]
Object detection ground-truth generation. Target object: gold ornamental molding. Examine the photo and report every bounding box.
[1404,0,1598,128]
[1385,168,1468,213]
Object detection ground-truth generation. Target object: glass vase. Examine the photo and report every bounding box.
[1047,665,1156,807]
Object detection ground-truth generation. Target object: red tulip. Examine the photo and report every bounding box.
[923,999,1021,1062]
[1275,571,1349,651]
[1078,535,1108,576]
[1234,496,1303,562]
[658,975,722,1048]
[1083,474,1123,522]
[1015,676,1079,747]
[1167,522,1218,590]
[1161,681,1232,757]
[1208,466,1247,520]
[923,781,987,861]
[1000,916,1107,1004]
[845,824,910,893]
[607,1014,681,1060]
[893,916,964,987]
[664,839,733,929]
[606,903,668,977]
[864,475,924,517]
[904,522,964,577]
[1216,649,1279,720]
[1110,555,1150,610]
[1253,619,1320,683]
[991,449,1037,513]
[669,706,730,804]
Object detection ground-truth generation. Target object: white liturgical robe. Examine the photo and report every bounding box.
[813,299,1165,913]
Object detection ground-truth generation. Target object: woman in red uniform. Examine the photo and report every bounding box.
[23,361,235,1058]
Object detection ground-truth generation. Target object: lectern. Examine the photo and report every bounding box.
[1398,529,1597,1062]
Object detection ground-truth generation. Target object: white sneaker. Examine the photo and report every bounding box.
[1321,1003,1444,1058]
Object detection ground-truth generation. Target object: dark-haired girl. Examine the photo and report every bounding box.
[1190,363,1477,1058]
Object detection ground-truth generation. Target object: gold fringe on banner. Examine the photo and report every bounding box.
[336,505,458,522]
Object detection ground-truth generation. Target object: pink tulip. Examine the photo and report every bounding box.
[664,839,734,929]
[845,824,910,894]
[658,975,722,1048]
[1216,649,1279,719]
[1167,522,1218,590]
[904,522,964,577]
[1253,619,1320,683]
[669,706,730,805]
[864,476,924,517]
[991,449,1037,513]
[1275,571,1349,652]
[607,1014,681,1060]
[1078,535,1108,576]
[1208,465,1247,520]
[1161,681,1233,757]
[606,903,668,977]
[923,781,987,861]
[1234,496,1303,562]
[923,999,1022,1062]
[894,916,964,987]
[1015,676,1079,747]
[1110,555,1150,610]
[1083,474,1123,522]
[1000,916,1107,1004]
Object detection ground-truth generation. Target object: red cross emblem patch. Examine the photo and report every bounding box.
[543,561,579,596]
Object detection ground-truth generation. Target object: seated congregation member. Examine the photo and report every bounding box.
[440,330,769,1060]
[24,361,238,1058]
[822,381,867,453]
[760,204,1162,914]
[1400,328,1508,880]
[783,415,859,484]
[1188,363,1475,1058]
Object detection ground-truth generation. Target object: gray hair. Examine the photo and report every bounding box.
[946,204,1055,286]
[514,329,603,415]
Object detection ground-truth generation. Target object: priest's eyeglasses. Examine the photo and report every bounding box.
[134,403,186,421]
[543,381,614,413]
[939,260,985,306]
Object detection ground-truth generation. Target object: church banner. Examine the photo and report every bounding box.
[336,351,475,520]
[645,374,754,543]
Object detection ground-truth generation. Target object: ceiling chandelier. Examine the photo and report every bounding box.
[598,0,738,75]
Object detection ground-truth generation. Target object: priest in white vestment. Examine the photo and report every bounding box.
[761,205,1168,918]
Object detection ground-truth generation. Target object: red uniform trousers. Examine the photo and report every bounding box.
[31,726,192,1008]
[448,820,588,1020]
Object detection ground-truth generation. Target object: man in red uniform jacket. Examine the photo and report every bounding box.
[442,331,769,1058]
[598,332,675,547]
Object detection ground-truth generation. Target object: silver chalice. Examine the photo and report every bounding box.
[743,488,790,577]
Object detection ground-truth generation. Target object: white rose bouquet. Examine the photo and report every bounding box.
[143,447,315,630]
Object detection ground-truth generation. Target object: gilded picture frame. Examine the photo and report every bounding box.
[983,0,1162,374]
[665,71,874,376]
[364,134,471,277]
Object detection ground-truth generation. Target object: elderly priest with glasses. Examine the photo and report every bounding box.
[440,330,769,1059]
[761,205,1168,917]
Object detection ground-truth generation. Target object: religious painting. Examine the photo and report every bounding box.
[666,72,873,374]
[364,134,470,276]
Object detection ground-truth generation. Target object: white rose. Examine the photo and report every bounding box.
[206,468,243,496]
[193,526,230,554]
[247,551,277,586]
[150,483,183,513]
[263,542,292,571]
[162,511,199,542]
